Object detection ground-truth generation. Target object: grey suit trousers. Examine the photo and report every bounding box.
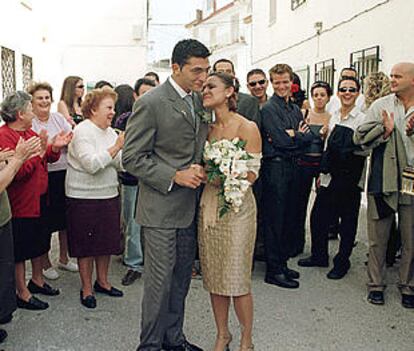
[137,223,196,351]
[367,195,414,295]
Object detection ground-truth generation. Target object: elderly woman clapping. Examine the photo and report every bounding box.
[30,81,78,281]
[65,87,124,309]
[0,91,71,311]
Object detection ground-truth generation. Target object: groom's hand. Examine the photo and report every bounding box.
[173,166,204,189]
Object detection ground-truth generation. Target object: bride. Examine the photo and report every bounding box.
[199,72,262,351]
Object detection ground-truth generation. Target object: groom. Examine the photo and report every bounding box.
[123,39,210,351]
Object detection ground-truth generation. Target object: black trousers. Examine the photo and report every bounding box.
[310,179,361,269]
[262,159,296,274]
[290,160,320,256]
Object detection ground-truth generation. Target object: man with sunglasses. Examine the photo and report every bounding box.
[327,67,365,114]
[247,69,269,108]
[305,76,366,279]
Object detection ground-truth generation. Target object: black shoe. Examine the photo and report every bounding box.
[16,295,49,310]
[401,294,414,309]
[282,266,300,279]
[264,273,299,289]
[121,270,141,286]
[298,256,329,268]
[0,329,7,343]
[367,291,384,305]
[162,340,203,351]
[326,267,348,280]
[0,314,12,325]
[28,280,60,296]
[94,281,123,297]
[80,290,96,309]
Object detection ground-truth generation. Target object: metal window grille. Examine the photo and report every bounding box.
[1,47,16,98]
[314,59,335,90]
[291,0,306,10]
[295,65,310,98]
[350,45,381,91]
[22,55,33,92]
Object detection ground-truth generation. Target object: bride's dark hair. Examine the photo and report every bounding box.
[208,72,239,112]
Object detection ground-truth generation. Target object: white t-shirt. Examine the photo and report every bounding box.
[31,112,72,172]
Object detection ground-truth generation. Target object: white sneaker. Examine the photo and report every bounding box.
[43,267,60,280]
[58,260,79,272]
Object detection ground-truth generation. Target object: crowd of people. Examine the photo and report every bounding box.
[0,38,413,351]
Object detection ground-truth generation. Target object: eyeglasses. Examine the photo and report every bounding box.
[76,85,85,89]
[248,79,266,87]
[338,87,358,93]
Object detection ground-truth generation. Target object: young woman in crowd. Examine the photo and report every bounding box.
[29,82,78,280]
[65,87,124,309]
[291,81,332,257]
[0,91,71,311]
[58,76,85,126]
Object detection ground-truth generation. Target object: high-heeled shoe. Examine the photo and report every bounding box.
[238,344,254,351]
[214,333,232,351]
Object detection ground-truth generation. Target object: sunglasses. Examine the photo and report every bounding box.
[338,87,357,93]
[76,85,85,89]
[248,79,266,87]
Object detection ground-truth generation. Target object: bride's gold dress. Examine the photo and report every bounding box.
[198,153,261,296]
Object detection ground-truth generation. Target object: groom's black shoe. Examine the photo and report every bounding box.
[265,273,299,289]
[162,340,203,351]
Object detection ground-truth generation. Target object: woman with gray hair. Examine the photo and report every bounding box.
[0,133,41,344]
[0,91,71,311]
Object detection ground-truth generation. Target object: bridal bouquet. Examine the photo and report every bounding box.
[204,138,252,217]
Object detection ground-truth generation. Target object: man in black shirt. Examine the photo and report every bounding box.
[261,63,312,289]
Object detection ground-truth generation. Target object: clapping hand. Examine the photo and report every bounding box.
[382,110,394,139]
[0,147,15,163]
[115,132,125,150]
[15,136,42,161]
[406,112,414,136]
[51,131,73,152]
[38,129,48,157]
[298,120,310,134]
[319,124,329,139]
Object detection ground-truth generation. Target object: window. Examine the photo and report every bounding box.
[231,14,239,42]
[22,55,33,92]
[314,59,335,90]
[291,0,306,10]
[350,45,381,91]
[295,65,310,98]
[269,0,277,24]
[1,47,16,98]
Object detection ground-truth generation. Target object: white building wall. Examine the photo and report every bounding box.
[189,0,252,91]
[252,0,414,91]
[0,0,148,100]
[0,0,39,94]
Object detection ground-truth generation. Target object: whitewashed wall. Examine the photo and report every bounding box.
[0,0,148,100]
[251,0,414,90]
[189,0,252,91]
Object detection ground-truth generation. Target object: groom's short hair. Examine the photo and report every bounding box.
[172,39,210,68]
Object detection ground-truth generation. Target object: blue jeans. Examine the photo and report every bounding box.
[121,184,144,272]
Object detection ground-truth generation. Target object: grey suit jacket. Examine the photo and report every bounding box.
[122,79,209,229]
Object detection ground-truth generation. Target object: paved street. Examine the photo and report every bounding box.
[2,205,413,351]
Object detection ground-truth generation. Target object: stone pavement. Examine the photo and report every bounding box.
[2,206,413,351]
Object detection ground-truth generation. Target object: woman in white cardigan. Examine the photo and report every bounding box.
[66,87,124,309]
